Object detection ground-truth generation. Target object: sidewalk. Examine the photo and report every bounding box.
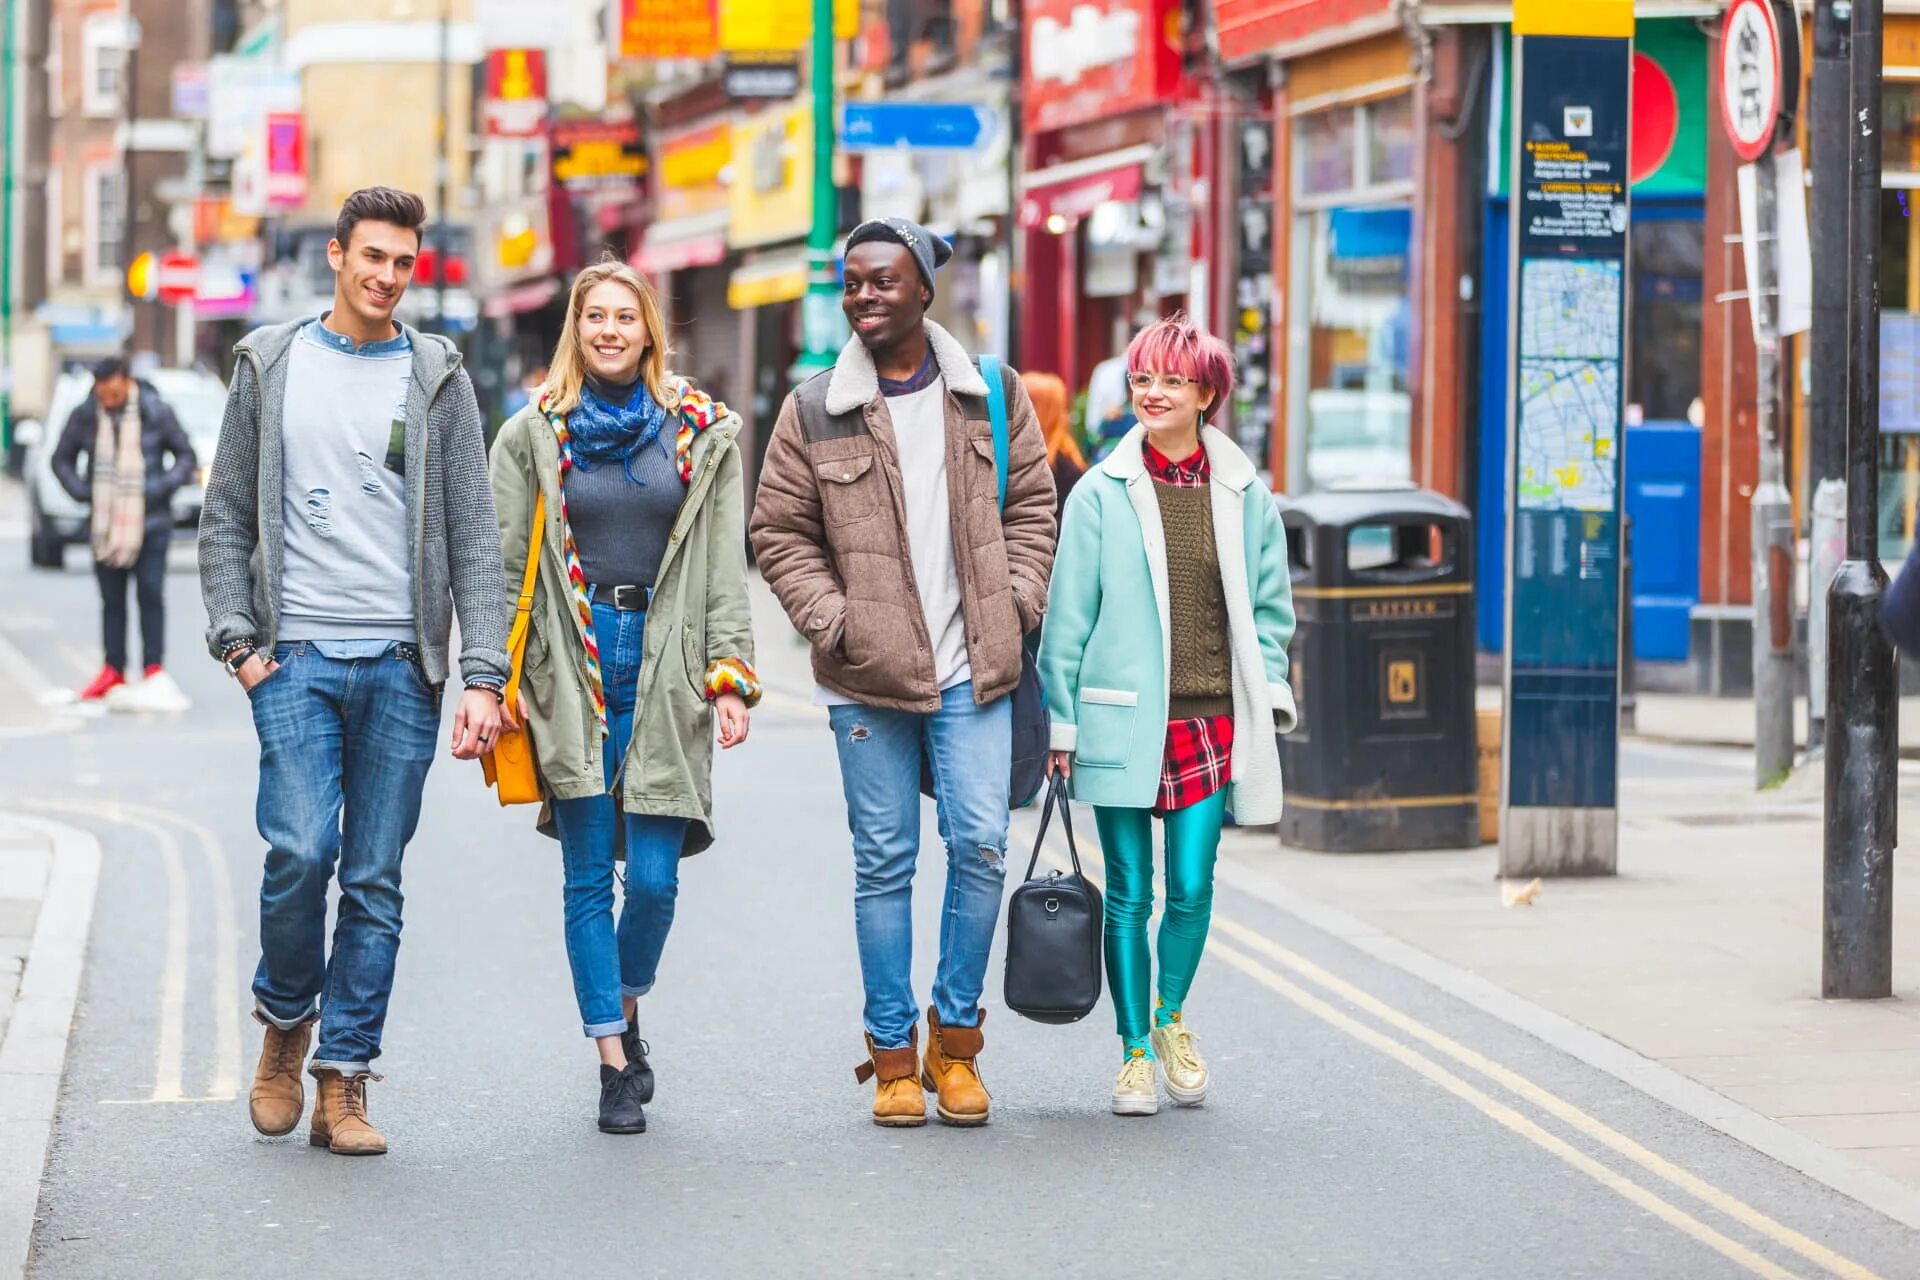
[1627,690,1920,754]
[1222,756,1920,1203]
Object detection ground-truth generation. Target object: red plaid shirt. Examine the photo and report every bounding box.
[1143,442,1233,813]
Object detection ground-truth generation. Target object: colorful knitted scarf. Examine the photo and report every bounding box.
[543,376,740,734]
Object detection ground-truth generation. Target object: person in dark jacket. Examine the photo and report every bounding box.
[51,356,196,707]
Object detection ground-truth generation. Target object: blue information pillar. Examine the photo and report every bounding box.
[1502,0,1634,877]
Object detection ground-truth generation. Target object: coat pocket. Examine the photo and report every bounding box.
[816,453,880,526]
[1074,687,1138,769]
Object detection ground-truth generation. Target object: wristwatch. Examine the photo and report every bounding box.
[223,645,257,677]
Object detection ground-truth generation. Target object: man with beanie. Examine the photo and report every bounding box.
[751,218,1057,1128]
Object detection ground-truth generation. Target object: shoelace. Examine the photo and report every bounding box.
[337,1072,382,1122]
[1160,1026,1203,1073]
[268,1033,302,1077]
[1120,1057,1156,1091]
[611,1067,647,1106]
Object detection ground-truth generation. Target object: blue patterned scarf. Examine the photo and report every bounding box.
[567,377,671,483]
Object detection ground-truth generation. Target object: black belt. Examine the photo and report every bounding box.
[591,584,651,612]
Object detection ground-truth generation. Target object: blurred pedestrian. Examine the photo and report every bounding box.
[1037,313,1297,1117]
[489,259,758,1136]
[199,187,510,1157]
[1020,370,1086,523]
[502,362,548,420]
[50,355,196,709]
[750,217,1057,1128]
[1084,351,1136,462]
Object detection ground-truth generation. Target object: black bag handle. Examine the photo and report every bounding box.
[1024,773,1085,881]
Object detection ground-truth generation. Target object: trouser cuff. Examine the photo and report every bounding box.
[583,1018,630,1039]
[253,1000,316,1032]
[309,1058,371,1077]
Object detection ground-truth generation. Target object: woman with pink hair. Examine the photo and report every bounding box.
[1037,314,1297,1116]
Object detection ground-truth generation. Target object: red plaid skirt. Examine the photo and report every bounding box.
[1157,714,1234,813]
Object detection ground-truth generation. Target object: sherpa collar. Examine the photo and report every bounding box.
[824,320,989,415]
[1099,423,1257,493]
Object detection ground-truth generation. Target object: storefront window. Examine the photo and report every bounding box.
[1299,109,1357,195]
[1367,96,1416,186]
[1880,82,1920,561]
[1300,206,1413,490]
[1627,219,1703,423]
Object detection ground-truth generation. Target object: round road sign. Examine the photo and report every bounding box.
[1720,0,1783,162]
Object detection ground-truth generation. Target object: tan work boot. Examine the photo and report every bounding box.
[308,1069,388,1156]
[249,1014,313,1136]
[854,1028,926,1128]
[921,1007,990,1127]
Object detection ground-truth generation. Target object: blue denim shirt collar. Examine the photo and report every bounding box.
[305,313,412,357]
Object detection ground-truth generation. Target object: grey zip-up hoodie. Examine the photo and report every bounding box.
[198,317,511,687]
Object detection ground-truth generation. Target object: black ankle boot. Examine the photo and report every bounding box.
[598,1063,647,1134]
[621,1028,655,1104]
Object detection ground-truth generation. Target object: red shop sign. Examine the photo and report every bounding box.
[1214,0,1392,65]
[1019,162,1145,227]
[1022,0,1180,135]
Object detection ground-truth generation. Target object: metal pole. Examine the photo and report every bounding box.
[1753,152,1795,787]
[2,0,17,453]
[795,0,838,378]
[1824,0,1895,1000]
[1808,0,1853,752]
[1621,514,1637,733]
[434,0,449,336]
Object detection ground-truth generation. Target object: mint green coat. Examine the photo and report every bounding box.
[1037,425,1298,820]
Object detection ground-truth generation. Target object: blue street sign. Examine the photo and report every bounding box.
[840,103,995,152]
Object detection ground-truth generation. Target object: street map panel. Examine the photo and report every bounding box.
[1516,258,1622,513]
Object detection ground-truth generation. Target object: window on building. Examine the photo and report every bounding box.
[1627,218,1703,424]
[84,165,124,284]
[1289,94,1417,493]
[81,15,126,118]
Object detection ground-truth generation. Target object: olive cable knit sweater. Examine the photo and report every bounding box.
[1153,470,1233,720]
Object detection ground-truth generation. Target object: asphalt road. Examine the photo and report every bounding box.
[4,531,1919,1279]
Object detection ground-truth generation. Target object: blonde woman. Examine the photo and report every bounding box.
[489,259,760,1135]
[1019,370,1087,524]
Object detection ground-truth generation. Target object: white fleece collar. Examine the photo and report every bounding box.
[1098,423,1257,492]
[824,320,990,415]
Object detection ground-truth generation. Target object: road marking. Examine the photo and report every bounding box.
[1011,809,1881,1280]
[16,800,244,1103]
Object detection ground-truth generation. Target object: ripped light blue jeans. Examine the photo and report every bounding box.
[828,681,1011,1049]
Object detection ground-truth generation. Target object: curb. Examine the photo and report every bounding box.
[1209,850,1920,1233]
[0,816,102,1280]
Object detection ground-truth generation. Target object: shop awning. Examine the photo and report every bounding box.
[728,248,811,310]
[632,210,731,276]
[1017,146,1153,227]
[482,277,561,319]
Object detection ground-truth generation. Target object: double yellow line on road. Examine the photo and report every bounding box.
[1010,808,1879,1280]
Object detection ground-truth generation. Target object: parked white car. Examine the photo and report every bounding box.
[16,367,229,569]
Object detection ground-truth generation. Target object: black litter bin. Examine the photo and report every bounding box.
[1278,488,1478,852]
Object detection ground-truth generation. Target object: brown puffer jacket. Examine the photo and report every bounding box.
[749,322,1058,713]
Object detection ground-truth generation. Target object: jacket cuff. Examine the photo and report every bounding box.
[459,645,513,687]
[205,614,258,663]
[1049,721,1078,754]
[1270,681,1299,735]
[704,657,762,707]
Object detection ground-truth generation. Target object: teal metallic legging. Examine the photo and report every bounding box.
[1093,790,1228,1043]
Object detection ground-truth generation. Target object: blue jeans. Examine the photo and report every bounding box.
[829,682,1011,1049]
[551,601,688,1038]
[249,642,440,1073]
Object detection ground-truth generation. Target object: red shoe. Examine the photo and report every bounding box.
[144,664,164,679]
[77,666,126,701]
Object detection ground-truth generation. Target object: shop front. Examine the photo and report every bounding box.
[638,122,736,394]
[727,102,815,480]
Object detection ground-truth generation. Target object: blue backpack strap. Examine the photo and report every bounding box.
[981,354,1008,511]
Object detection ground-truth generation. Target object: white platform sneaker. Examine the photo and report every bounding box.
[1110,1052,1160,1116]
[1150,1020,1209,1106]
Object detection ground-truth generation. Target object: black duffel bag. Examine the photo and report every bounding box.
[1004,774,1104,1024]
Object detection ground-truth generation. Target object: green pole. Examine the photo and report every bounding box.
[1,0,16,455]
[794,0,838,378]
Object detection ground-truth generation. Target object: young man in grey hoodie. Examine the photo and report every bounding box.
[199,187,510,1156]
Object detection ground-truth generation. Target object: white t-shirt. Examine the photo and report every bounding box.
[814,376,972,707]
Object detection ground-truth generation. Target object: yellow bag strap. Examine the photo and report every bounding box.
[502,491,546,709]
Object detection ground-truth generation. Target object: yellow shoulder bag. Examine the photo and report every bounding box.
[481,491,545,806]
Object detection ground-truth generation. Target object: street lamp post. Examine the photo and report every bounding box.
[796,0,838,378]
[1823,0,1896,999]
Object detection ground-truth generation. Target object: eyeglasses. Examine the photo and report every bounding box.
[1127,372,1194,392]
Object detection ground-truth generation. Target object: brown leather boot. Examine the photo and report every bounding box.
[308,1069,388,1156]
[921,1007,989,1126]
[249,1014,313,1136]
[854,1028,926,1128]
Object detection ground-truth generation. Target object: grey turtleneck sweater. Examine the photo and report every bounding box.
[565,375,687,592]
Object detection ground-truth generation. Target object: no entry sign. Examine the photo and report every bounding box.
[1720,0,1795,162]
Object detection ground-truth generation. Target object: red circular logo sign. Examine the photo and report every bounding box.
[1631,53,1680,184]
[1720,0,1783,162]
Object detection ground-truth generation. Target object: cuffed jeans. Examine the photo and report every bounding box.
[550,601,688,1038]
[96,532,169,672]
[249,642,440,1074]
[829,681,1011,1050]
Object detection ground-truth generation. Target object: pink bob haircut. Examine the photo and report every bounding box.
[1125,313,1235,422]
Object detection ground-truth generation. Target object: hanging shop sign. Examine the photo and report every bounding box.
[1719,0,1798,163]
[1501,0,1633,876]
[171,63,210,120]
[483,49,548,138]
[619,0,717,60]
[728,107,812,249]
[725,53,802,102]
[551,117,648,194]
[1022,0,1180,134]
[264,112,308,209]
